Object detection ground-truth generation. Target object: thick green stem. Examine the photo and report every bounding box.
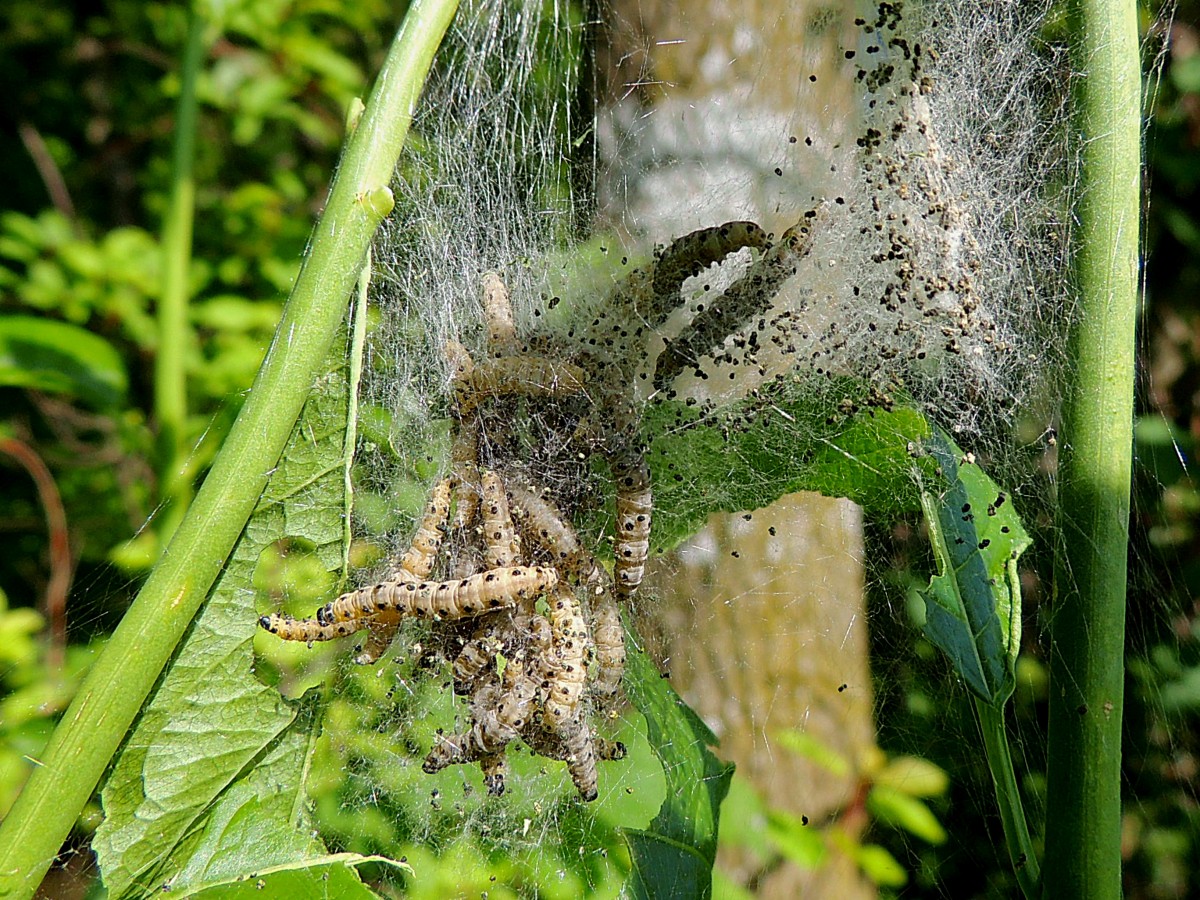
[154,4,205,540]
[1043,0,1140,895]
[976,699,1041,899]
[0,2,460,896]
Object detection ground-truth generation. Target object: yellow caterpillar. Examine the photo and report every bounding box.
[525,718,600,802]
[541,586,589,729]
[354,478,454,664]
[481,469,522,568]
[482,271,518,354]
[612,454,652,597]
[590,590,625,698]
[507,478,597,579]
[318,566,556,624]
[259,566,557,643]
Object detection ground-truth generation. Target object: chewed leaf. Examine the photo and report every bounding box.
[644,379,932,552]
[621,631,734,900]
[0,315,127,407]
[917,428,1029,706]
[95,335,358,898]
[176,855,405,899]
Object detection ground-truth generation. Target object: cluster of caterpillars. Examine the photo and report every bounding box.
[260,210,827,799]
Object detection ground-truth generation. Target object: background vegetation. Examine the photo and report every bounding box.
[0,0,1195,896]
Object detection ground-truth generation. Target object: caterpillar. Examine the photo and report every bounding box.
[559,717,599,802]
[423,668,540,774]
[482,271,518,355]
[602,221,770,334]
[257,612,366,643]
[481,469,522,569]
[453,357,588,417]
[507,478,597,580]
[653,204,829,390]
[541,585,589,729]
[309,565,556,627]
[353,477,456,665]
[590,588,625,698]
[526,717,600,802]
[450,418,482,531]
[451,620,504,695]
[352,612,402,665]
[394,477,452,579]
[649,221,771,324]
[611,452,652,598]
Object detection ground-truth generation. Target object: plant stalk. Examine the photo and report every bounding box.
[1043,0,1140,895]
[0,2,460,896]
[154,4,206,541]
[976,699,1041,899]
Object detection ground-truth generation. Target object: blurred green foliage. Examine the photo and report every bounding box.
[0,589,103,819]
[0,0,403,592]
[0,0,404,880]
[713,736,951,897]
[1128,2,1200,896]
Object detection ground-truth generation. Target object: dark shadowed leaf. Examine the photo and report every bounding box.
[0,315,127,408]
[621,634,735,900]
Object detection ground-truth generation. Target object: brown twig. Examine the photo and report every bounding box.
[0,437,72,670]
[17,122,77,225]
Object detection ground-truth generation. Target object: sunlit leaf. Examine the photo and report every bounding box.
[773,728,851,777]
[645,381,932,551]
[180,856,402,899]
[150,698,404,899]
[867,784,948,845]
[872,755,950,798]
[852,843,908,888]
[95,336,358,899]
[917,429,1029,706]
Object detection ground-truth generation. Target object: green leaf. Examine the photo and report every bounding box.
[621,637,735,900]
[711,868,757,900]
[916,428,1029,706]
[866,785,948,845]
[714,774,771,861]
[850,843,907,888]
[1159,663,1200,712]
[872,755,950,798]
[765,809,827,869]
[149,697,400,898]
[94,337,355,898]
[0,315,127,407]
[773,728,851,777]
[644,380,931,551]
[179,856,402,900]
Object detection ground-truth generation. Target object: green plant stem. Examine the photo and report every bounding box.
[154,4,206,541]
[0,2,460,896]
[976,699,1041,899]
[343,251,371,584]
[1043,0,1140,895]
